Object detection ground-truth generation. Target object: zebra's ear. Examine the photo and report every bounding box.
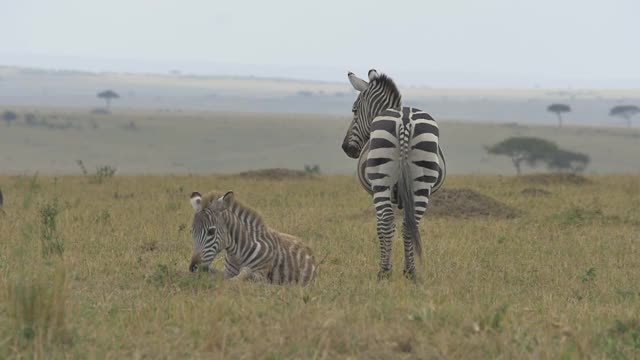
[190,192,202,211]
[368,69,379,81]
[217,191,234,210]
[348,72,368,92]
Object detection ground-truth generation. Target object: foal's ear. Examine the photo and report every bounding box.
[216,191,234,210]
[190,192,202,211]
[348,72,368,92]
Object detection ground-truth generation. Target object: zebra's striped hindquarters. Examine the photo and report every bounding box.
[264,232,317,285]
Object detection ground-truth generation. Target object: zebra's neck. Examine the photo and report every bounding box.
[363,100,402,136]
[221,204,266,258]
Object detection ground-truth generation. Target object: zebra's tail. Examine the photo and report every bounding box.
[432,144,447,194]
[398,130,422,258]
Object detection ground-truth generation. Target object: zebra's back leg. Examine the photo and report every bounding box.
[402,182,431,281]
[374,189,395,280]
[402,215,422,282]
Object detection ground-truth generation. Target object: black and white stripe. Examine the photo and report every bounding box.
[188,191,317,285]
[342,70,446,280]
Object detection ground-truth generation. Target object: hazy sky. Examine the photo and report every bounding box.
[1,0,639,87]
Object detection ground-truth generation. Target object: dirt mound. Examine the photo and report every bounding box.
[519,173,590,185]
[236,168,313,180]
[350,188,519,220]
[429,188,519,219]
[521,188,552,196]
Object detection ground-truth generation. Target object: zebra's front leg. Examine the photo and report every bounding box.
[375,201,395,280]
[231,267,252,281]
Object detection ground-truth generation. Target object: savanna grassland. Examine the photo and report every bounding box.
[1,107,639,176]
[0,173,639,359]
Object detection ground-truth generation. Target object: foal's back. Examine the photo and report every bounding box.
[267,231,317,286]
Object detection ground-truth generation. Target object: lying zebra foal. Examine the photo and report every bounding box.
[189,190,317,286]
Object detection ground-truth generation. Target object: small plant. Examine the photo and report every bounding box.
[96,165,117,179]
[40,200,64,258]
[76,160,89,176]
[77,161,117,184]
[582,267,596,283]
[78,160,117,183]
[3,265,69,351]
[94,209,111,224]
[477,304,510,333]
[597,319,640,357]
[554,207,621,225]
[22,172,40,209]
[489,304,509,332]
[147,264,172,287]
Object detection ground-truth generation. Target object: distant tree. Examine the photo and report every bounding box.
[609,105,640,128]
[485,137,559,175]
[2,110,18,127]
[547,149,590,173]
[547,103,571,128]
[97,90,120,111]
[296,90,314,97]
[25,113,38,127]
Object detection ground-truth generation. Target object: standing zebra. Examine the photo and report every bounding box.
[189,190,317,286]
[341,69,446,281]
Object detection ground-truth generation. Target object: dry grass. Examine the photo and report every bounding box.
[0,174,639,358]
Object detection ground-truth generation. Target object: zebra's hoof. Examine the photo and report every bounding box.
[377,270,392,281]
[403,269,417,282]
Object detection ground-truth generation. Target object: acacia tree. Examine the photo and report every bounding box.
[609,105,640,128]
[485,137,559,175]
[97,90,120,111]
[547,103,571,128]
[547,149,590,173]
[2,110,18,127]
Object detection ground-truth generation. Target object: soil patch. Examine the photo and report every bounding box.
[519,173,591,185]
[351,188,519,220]
[430,188,520,219]
[236,168,314,180]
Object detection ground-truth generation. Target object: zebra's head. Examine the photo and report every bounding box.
[188,191,234,273]
[341,69,402,159]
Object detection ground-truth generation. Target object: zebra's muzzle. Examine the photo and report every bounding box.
[342,143,360,159]
[189,254,201,273]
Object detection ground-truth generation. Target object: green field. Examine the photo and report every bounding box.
[1,174,639,358]
[1,108,639,175]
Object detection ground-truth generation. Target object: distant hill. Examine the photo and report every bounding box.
[1,66,639,126]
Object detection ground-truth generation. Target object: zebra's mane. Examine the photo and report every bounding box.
[200,191,267,228]
[372,73,402,107]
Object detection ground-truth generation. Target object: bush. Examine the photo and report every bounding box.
[547,149,590,173]
[304,164,321,174]
[77,161,117,183]
[40,201,64,258]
